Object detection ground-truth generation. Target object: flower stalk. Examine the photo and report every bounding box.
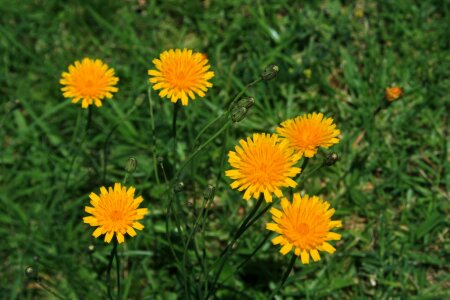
[268,252,297,299]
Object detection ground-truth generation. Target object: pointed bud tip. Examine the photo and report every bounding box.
[174,181,184,193]
[203,184,216,200]
[25,266,37,280]
[88,244,95,253]
[324,152,339,166]
[236,97,255,110]
[261,64,279,81]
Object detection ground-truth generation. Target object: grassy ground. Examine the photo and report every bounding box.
[1,0,449,299]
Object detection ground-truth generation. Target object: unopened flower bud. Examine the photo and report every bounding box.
[236,97,255,109]
[261,64,279,81]
[135,94,145,106]
[324,152,339,166]
[203,184,216,200]
[125,157,138,173]
[174,181,184,193]
[385,86,403,102]
[25,266,37,280]
[231,106,247,123]
[87,244,95,254]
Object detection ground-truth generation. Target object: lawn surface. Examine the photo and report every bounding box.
[1,1,449,299]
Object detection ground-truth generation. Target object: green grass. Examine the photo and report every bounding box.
[1,0,449,299]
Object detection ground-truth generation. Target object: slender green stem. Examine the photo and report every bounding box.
[300,157,310,172]
[106,241,118,300]
[61,107,93,202]
[206,196,264,299]
[147,89,160,184]
[172,101,181,160]
[115,247,121,300]
[193,77,261,150]
[173,120,231,184]
[193,114,225,148]
[226,78,262,112]
[85,106,93,133]
[268,253,297,299]
[243,201,275,232]
[215,126,230,185]
[222,231,272,284]
[220,196,264,258]
[103,125,119,184]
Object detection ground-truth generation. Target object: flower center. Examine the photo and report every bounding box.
[296,222,310,235]
[110,209,124,222]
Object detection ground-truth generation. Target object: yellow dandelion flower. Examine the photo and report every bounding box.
[83,183,148,244]
[276,112,340,158]
[225,133,302,203]
[385,86,403,102]
[60,58,119,108]
[266,193,342,264]
[148,48,214,106]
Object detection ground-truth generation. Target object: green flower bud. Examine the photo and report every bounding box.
[126,157,138,173]
[261,64,279,81]
[25,266,37,280]
[87,244,95,254]
[203,184,216,200]
[324,152,339,166]
[231,106,248,123]
[174,181,184,193]
[236,97,255,109]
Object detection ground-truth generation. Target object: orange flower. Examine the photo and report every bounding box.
[385,87,403,102]
[60,58,119,108]
[266,193,342,264]
[225,133,301,202]
[276,113,340,158]
[148,48,214,106]
[83,183,148,244]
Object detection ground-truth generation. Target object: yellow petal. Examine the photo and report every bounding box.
[104,231,114,243]
[301,250,310,264]
[280,243,293,255]
[326,232,341,240]
[116,232,125,244]
[133,222,144,230]
[321,242,336,254]
[127,227,137,237]
[271,235,285,245]
[310,249,320,262]
[93,227,103,238]
[269,207,283,218]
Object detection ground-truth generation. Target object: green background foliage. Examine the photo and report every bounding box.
[1,0,449,299]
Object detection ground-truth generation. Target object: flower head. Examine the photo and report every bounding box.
[225,133,302,203]
[83,183,148,244]
[385,86,403,102]
[148,48,214,106]
[60,58,119,108]
[266,193,342,264]
[276,112,340,158]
